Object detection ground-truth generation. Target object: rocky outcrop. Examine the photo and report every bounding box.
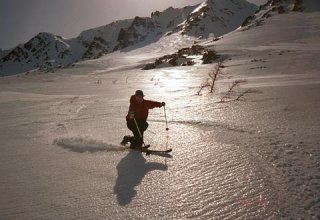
[142,45,218,70]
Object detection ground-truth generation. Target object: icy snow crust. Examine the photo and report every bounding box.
[1,6,320,220]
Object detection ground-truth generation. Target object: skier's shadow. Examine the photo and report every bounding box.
[114,150,168,206]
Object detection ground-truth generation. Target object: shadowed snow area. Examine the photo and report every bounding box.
[1,8,320,220]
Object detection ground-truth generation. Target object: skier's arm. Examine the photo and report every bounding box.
[145,100,165,109]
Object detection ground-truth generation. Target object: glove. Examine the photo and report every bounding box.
[129,111,135,119]
[161,102,166,107]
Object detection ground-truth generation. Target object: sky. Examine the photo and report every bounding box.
[0,0,266,50]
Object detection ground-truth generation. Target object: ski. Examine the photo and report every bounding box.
[145,149,172,154]
[146,149,172,158]
[129,146,172,158]
[121,136,172,157]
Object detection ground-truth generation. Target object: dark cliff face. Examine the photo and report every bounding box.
[116,16,158,49]
[82,37,110,59]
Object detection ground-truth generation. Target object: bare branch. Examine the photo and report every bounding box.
[219,79,247,102]
[208,61,224,93]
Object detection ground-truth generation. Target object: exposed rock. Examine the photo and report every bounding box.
[142,45,218,70]
[241,15,254,27]
[202,50,217,64]
[83,37,109,59]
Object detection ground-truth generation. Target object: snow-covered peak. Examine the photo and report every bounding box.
[240,0,320,30]
[176,0,258,38]
[151,5,198,30]
[0,32,75,76]
[25,32,68,52]
[78,19,133,44]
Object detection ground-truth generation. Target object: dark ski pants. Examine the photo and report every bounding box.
[127,120,148,147]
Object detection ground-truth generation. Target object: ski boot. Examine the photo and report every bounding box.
[120,135,134,146]
[129,137,150,149]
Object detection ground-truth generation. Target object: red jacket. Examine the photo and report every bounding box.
[126,95,162,121]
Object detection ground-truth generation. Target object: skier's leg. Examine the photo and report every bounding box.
[127,120,141,148]
[133,121,148,147]
[139,121,148,138]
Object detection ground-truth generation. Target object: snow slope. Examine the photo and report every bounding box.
[0,0,319,219]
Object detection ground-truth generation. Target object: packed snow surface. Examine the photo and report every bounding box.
[1,6,320,220]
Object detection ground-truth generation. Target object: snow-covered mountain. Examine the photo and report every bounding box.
[174,0,257,38]
[242,0,320,28]
[0,0,258,76]
[0,33,75,73]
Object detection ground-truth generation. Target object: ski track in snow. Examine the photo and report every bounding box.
[1,6,320,220]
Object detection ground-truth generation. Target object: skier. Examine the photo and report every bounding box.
[121,90,165,148]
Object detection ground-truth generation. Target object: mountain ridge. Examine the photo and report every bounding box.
[1,0,258,76]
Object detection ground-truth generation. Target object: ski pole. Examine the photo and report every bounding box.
[133,117,146,147]
[133,117,142,138]
[164,105,169,131]
[163,106,169,151]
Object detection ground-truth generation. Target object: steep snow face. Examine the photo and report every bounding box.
[177,0,258,38]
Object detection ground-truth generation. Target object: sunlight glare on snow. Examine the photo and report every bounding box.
[160,68,194,89]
